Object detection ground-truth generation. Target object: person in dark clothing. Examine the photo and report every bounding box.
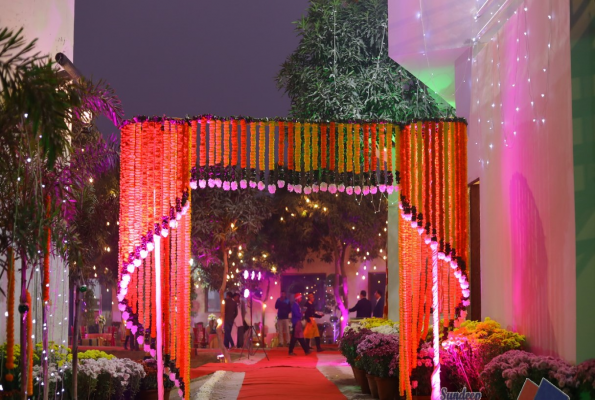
[373,290,385,318]
[349,290,372,318]
[304,293,324,352]
[288,293,310,356]
[275,290,291,346]
[223,291,237,348]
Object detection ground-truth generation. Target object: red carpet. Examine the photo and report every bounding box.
[190,348,346,399]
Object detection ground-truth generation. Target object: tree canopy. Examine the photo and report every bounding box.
[276,0,453,121]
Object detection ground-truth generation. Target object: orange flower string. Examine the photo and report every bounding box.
[371,124,377,175]
[354,124,361,175]
[240,119,247,169]
[304,123,311,172]
[321,123,327,170]
[250,122,257,170]
[288,122,294,171]
[346,124,353,173]
[223,120,230,167]
[231,119,238,167]
[208,119,215,167]
[200,118,207,167]
[312,123,319,171]
[259,122,266,173]
[363,124,370,173]
[43,195,51,303]
[6,247,14,370]
[215,120,222,165]
[379,125,385,178]
[329,122,336,172]
[269,121,275,173]
[295,122,302,172]
[338,123,344,174]
[278,121,285,167]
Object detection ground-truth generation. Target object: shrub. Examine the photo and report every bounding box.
[440,317,525,393]
[481,350,578,399]
[138,358,175,391]
[338,326,372,366]
[411,342,434,396]
[575,359,595,399]
[356,333,400,378]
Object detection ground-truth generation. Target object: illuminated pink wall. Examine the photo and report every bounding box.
[465,0,576,362]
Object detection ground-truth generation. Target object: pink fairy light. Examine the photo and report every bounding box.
[431,244,441,400]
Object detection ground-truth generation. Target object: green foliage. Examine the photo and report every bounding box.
[276,0,454,121]
[191,187,273,291]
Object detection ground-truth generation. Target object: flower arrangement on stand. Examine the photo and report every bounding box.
[96,314,107,333]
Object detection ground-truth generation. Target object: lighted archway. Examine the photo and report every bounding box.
[118,116,468,400]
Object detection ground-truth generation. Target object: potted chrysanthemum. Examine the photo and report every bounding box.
[138,358,175,400]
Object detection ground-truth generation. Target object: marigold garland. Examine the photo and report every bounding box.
[329,122,336,172]
[43,195,51,303]
[231,120,238,167]
[268,121,275,173]
[346,123,353,173]
[6,247,15,370]
[259,122,266,174]
[379,125,385,179]
[354,124,361,175]
[304,123,311,173]
[250,122,257,170]
[241,119,247,169]
[27,290,33,395]
[371,123,377,174]
[288,122,294,171]
[295,122,302,173]
[223,120,230,167]
[338,123,344,174]
[278,121,285,167]
[363,124,370,173]
[312,123,319,172]
[321,123,328,170]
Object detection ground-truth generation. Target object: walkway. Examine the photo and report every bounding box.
[172,348,371,400]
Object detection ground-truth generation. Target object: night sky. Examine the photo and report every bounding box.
[74,0,310,137]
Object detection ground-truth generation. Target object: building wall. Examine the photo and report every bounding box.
[0,0,75,345]
[570,0,595,363]
[464,0,576,362]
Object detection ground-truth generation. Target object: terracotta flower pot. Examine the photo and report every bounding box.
[374,376,398,400]
[352,366,371,394]
[366,374,380,399]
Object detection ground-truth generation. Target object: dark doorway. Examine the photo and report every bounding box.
[281,273,326,312]
[469,179,481,321]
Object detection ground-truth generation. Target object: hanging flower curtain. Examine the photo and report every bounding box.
[118,115,468,400]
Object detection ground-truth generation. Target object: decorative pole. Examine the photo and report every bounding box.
[430,239,440,400]
[154,233,164,400]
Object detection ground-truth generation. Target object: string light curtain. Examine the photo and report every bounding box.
[119,117,195,399]
[119,115,468,400]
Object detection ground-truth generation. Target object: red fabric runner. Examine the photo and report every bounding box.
[190,348,346,399]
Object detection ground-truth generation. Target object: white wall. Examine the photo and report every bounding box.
[463,0,576,362]
[0,0,75,346]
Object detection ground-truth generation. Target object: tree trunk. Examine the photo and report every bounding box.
[19,249,28,400]
[71,277,82,400]
[333,244,350,335]
[217,245,231,363]
[261,279,270,347]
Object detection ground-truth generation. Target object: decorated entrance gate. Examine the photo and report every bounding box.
[118,116,468,400]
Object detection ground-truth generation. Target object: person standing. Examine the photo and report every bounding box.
[223,292,237,349]
[304,293,324,352]
[348,290,372,318]
[373,290,384,318]
[288,293,310,356]
[275,290,291,347]
[232,293,244,348]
